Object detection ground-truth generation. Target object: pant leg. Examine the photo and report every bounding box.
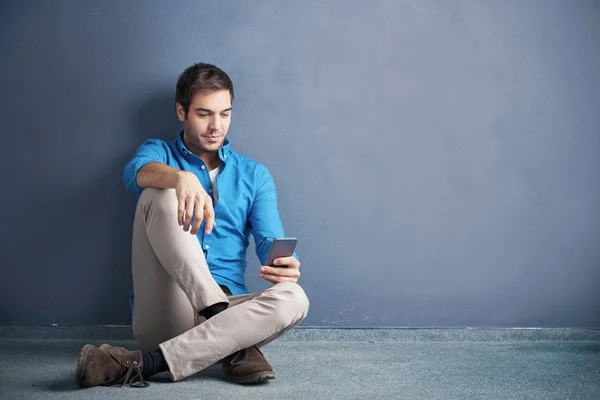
[225,292,304,350]
[161,293,302,349]
[131,188,229,349]
[159,281,310,381]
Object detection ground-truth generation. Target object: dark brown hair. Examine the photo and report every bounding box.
[176,63,234,117]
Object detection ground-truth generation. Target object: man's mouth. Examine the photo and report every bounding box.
[203,135,221,142]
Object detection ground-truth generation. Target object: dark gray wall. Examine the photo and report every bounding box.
[1,1,599,327]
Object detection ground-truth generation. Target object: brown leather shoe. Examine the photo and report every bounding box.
[221,346,275,384]
[75,344,148,388]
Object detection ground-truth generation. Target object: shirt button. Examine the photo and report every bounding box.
[209,189,213,193]
[201,165,206,170]
[204,245,210,249]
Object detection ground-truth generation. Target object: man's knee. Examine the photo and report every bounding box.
[272,282,310,326]
[139,187,178,215]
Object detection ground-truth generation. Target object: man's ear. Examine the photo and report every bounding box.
[176,102,186,122]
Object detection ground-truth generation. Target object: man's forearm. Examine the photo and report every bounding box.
[136,162,184,190]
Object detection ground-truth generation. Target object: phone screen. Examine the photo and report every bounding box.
[265,237,298,267]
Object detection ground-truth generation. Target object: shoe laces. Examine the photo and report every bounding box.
[230,348,249,366]
[116,359,149,388]
[230,346,263,366]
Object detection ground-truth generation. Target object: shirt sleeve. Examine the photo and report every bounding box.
[249,165,299,265]
[123,139,168,195]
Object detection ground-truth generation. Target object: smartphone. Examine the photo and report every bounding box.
[265,237,298,267]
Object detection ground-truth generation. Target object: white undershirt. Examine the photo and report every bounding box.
[208,166,220,202]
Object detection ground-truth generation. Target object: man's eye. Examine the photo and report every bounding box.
[221,113,230,118]
[198,113,209,117]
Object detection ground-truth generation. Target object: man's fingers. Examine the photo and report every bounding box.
[260,263,301,283]
[273,256,299,268]
[260,266,300,278]
[204,198,215,234]
[258,273,297,284]
[177,197,186,226]
[183,197,194,232]
[190,215,201,235]
[190,197,204,235]
[177,189,216,235]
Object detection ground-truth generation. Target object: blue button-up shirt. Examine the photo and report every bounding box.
[123,132,296,304]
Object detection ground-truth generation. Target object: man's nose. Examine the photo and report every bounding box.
[209,116,222,130]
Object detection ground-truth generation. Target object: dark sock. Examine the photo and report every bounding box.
[141,349,169,379]
[200,302,228,319]
[219,284,233,296]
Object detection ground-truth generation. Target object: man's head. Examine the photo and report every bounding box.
[176,63,234,155]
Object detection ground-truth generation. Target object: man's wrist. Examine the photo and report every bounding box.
[173,170,191,186]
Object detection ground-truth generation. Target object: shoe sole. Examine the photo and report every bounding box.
[225,371,275,384]
[75,344,95,387]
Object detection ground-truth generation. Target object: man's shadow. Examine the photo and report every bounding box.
[129,88,181,143]
[0,88,185,327]
[41,365,225,392]
[92,88,182,325]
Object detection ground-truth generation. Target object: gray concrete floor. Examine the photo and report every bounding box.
[1,335,599,399]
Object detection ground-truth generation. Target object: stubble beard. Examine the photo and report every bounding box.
[184,126,225,154]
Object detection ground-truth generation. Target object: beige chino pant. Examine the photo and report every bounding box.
[130,188,309,381]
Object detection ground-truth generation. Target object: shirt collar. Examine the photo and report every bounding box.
[218,138,231,162]
[176,131,231,162]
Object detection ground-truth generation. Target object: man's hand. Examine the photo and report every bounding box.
[259,256,301,284]
[175,171,216,235]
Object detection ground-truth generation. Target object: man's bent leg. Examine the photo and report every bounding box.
[132,188,229,349]
[224,292,304,351]
[159,281,309,381]
[77,282,308,386]
[76,188,230,388]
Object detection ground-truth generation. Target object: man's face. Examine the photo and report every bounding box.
[177,90,232,155]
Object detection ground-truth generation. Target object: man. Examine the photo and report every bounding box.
[75,63,309,388]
